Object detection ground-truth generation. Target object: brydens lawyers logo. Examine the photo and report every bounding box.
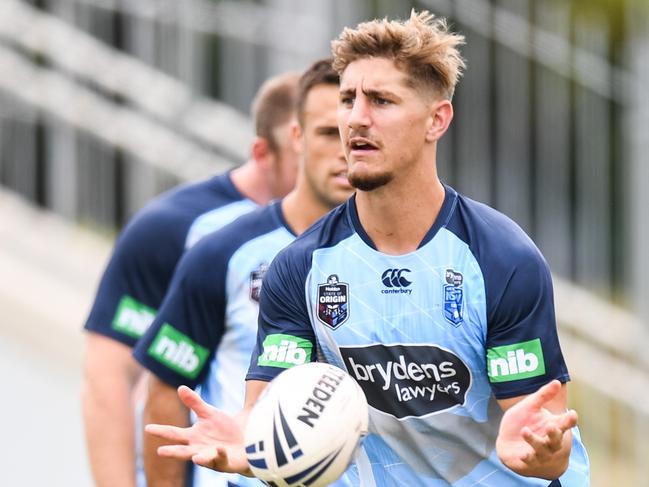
[341,343,471,419]
[381,268,412,295]
[443,269,464,327]
[249,263,269,303]
[317,274,349,329]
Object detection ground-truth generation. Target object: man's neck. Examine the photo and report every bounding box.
[355,170,445,255]
[281,184,334,236]
[230,161,274,205]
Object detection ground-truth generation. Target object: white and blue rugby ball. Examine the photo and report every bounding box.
[244,362,369,487]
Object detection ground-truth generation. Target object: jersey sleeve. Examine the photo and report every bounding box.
[485,247,570,399]
[246,247,316,383]
[84,208,185,347]
[133,239,227,388]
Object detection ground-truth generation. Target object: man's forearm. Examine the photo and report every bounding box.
[143,376,191,487]
[82,334,142,487]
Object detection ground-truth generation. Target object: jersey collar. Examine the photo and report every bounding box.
[347,183,458,251]
[270,199,298,237]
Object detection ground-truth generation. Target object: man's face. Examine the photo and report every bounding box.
[301,84,354,207]
[337,57,435,191]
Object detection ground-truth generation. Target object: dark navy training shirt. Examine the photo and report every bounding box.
[84,172,256,347]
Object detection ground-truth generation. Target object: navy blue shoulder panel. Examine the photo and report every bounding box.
[133,202,285,387]
[444,188,570,398]
[84,173,245,346]
[247,202,355,382]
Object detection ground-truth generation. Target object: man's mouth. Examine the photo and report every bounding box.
[349,137,379,152]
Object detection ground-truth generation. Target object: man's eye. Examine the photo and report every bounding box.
[340,97,354,106]
[374,98,391,105]
[317,128,339,137]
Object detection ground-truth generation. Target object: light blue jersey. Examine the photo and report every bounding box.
[135,201,296,487]
[248,186,590,487]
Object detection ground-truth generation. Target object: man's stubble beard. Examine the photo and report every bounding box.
[348,169,393,192]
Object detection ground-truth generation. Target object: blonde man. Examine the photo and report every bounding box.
[146,11,590,486]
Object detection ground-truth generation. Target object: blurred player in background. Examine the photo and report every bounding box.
[146,10,590,487]
[134,59,352,487]
[82,72,300,487]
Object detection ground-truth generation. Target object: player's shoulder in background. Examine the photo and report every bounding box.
[180,200,288,271]
[269,200,353,279]
[116,173,244,251]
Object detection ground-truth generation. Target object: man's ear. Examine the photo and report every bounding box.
[425,100,454,143]
[251,136,273,169]
[290,121,303,155]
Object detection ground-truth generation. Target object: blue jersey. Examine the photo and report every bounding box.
[134,201,295,487]
[247,186,590,487]
[84,172,256,346]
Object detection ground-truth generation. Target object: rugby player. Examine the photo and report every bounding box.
[145,11,590,486]
[133,59,352,487]
[82,72,300,487]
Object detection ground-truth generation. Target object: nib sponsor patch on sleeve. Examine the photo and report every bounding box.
[147,324,210,379]
[257,334,313,369]
[111,295,156,338]
[487,338,546,383]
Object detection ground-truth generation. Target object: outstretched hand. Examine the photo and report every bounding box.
[496,380,577,479]
[144,385,250,474]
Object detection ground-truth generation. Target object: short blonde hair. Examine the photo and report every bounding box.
[331,10,466,100]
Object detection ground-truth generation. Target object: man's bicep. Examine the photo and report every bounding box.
[84,332,142,382]
[244,380,270,409]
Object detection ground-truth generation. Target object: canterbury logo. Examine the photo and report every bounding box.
[381,268,412,288]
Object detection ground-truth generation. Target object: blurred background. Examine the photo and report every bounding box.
[0,0,647,485]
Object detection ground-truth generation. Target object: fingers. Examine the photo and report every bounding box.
[521,426,562,458]
[521,412,573,460]
[145,423,189,444]
[177,385,215,419]
[157,444,201,460]
[192,446,228,470]
[525,380,562,410]
[557,409,578,432]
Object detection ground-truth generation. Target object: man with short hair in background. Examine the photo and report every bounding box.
[82,72,300,487]
[134,58,353,487]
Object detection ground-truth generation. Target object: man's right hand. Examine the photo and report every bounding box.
[145,385,251,475]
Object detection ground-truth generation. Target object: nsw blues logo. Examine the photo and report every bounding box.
[249,263,269,303]
[317,274,349,329]
[443,269,464,327]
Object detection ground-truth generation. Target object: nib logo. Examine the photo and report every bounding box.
[112,296,156,338]
[148,324,209,379]
[258,334,313,369]
[487,339,546,383]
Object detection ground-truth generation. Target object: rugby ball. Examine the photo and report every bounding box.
[244,362,369,487]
